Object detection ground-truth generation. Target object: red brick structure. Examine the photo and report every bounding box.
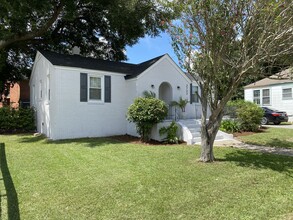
[0,80,30,108]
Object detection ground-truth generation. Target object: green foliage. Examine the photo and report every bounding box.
[1,134,293,219]
[142,90,156,98]
[127,97,168,142]
[165,0,293,159]
[170,97,188,112]
[0,107,35,133]
[159,121,179,144]
[220,120,241,133]
[238,127,293,149]
[0,0,173,92]
[224,100,264,132]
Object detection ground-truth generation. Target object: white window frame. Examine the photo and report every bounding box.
[253,90,260,105]
[88,75,104,102]
[282,88,292,100]
[253,89,271,106]
[262,89,270,105]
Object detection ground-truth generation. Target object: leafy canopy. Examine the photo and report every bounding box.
[0,0,172,91]
[164,0,293,162]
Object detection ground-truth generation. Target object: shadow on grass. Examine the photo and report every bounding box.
[219,149,293,176]
[242,138,293,149]
[17,134,129,148]
[264,138,293,148]
[0,143,20,220]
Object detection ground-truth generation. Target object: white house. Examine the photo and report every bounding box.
[244,68,293,121]
[30,50,205,142]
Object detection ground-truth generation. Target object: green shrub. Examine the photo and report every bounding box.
[170,97,188,112]
[224,100,263,132]
[220,119,241,133]
[127,97,168,142]
[159,121,179,144]
[0,107,35,133]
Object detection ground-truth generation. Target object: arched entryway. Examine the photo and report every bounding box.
[159,82,173,104]
[159,82,173,119]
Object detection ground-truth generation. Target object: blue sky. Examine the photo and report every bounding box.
[125,32,179,65]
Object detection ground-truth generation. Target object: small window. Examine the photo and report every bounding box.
[89,76,101,100]
[253,90,260,105]
[191,86,199,103]
[262,89,270,105]
[282,88,292,99]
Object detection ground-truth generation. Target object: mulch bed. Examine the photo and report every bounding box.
[233,126,268,137]
[109,134,186,146]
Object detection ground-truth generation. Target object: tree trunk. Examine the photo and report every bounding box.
[199,99,223,162]
[200,128,215,162]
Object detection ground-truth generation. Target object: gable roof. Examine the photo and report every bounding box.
[39,50,164,79]
[244,68,293,89]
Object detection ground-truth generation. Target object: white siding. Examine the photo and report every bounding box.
[30,53,53,137]
[136,56,200,119]
[49,67,128,140]
[125,79,139,137]
[245,82,293,121]
[31,53,203,140]
[30,52,53,137]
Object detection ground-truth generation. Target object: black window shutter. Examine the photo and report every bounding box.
[104,75,111,103]
[190,83,193,104]
[80,73,88,102]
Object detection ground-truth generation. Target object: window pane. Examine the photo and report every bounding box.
[262,89,270,105]
[89,88,101,100]
[253,90,260,97]
[262,97,270,105]
[282,88,292,99]
[192,86,199,103]
[253,90,260,105]
[90,77,101,88]
[262,89,269,96]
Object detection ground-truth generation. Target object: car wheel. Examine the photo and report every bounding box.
[261,117,268,125]
[273,122,281,125]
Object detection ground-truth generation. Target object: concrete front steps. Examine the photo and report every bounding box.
[177,119,234,145]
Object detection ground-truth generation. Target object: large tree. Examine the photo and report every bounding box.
[166,0,293,162]
[0,0,171,92]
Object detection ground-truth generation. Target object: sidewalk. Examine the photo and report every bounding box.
[214,139,293,157]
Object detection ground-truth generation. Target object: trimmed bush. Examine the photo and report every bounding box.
[221,100,264,132]
[127,97,168,142]
[222,100,263,132]
[0,107,35,133]
[237,102,263,131]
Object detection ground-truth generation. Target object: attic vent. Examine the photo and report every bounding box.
[72,46,81,55]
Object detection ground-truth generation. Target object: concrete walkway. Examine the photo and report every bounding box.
[214,139,293,157]
[263,124,293,129]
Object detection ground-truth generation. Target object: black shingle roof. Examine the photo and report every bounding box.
[39,50,164,79]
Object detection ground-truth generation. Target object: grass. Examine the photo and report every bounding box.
[0,134,293,220]
[238,127,293,149]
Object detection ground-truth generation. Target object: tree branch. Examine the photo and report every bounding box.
[0,3,64,50]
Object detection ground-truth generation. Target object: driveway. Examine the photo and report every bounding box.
[263,124,293,129]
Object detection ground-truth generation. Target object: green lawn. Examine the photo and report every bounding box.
[0,134,293,220]
[238,127,293,149]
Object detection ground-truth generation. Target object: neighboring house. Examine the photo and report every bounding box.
[30,51,203,140]
[244,68,293,121]
[0,80,30,108]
